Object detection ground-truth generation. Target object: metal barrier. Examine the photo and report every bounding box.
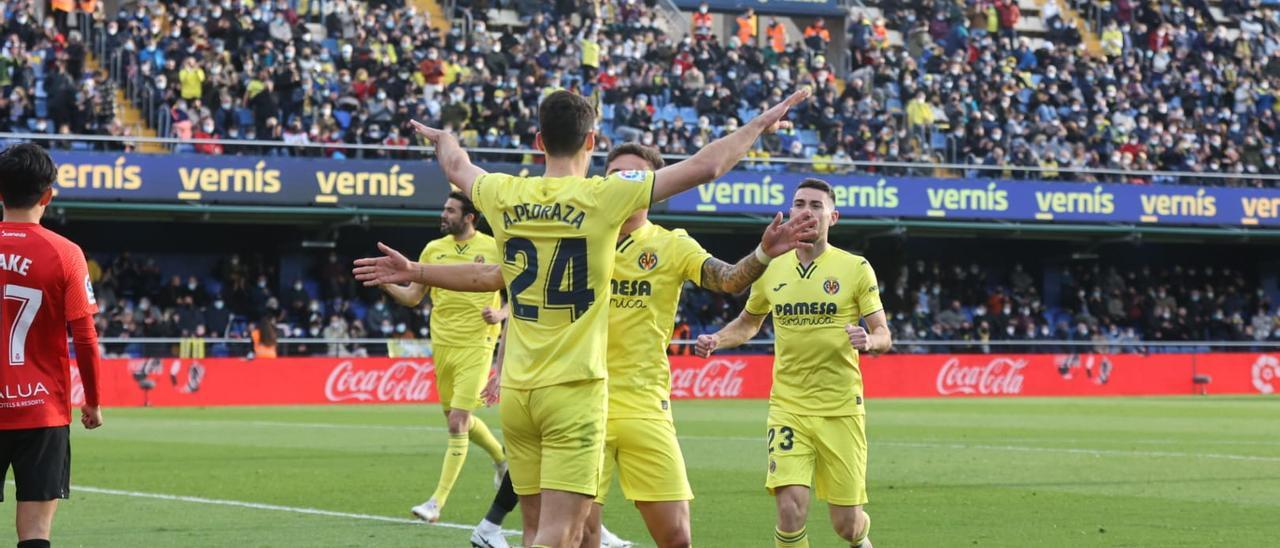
[92,338,1280,359]
[3,131,1278,184]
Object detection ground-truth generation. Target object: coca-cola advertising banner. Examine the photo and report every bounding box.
[75,353,1276,408]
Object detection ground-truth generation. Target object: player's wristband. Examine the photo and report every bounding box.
[754,245,772,265]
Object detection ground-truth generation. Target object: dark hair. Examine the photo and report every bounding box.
[607,143,666,170]
[447,190,479,220]
[797,178,835,202]
[0,143,56,209]
[257,317,278,346]
[538,90,596,156]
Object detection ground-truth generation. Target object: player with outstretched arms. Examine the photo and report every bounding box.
[355,87,810,547]
[580,143,815,548]
[378,191,510,524]
[696,179,892,548]
[0,143,104,548]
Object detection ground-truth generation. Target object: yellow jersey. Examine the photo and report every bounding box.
[581,38,601,68]
[607,222,712,419]
[420,233,502,349]
[745,247,883,416]
[472,170,655,389]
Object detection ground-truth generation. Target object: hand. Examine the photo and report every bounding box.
[80,405,103,429]
[761,211,818,258]
[481,373,501,406]
[481,306,506,324]
[846,324,870,352]
[695,334,720,358]
[353,243,416,287]
[409,119,457,149]
[751,87,811,134]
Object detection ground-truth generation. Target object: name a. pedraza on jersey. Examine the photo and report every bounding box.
[502,202,586,230]
[0,253,32,275]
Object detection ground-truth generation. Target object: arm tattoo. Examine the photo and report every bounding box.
[700,253,767,295]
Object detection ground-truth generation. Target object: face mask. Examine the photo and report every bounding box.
[214,300,224,309]
[258,281,267,288]
[376,91,386,100]
[374,302,384,311]
[202,123,214,132]
[309,327,321,336]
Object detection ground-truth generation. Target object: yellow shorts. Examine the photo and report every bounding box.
[500,378,607,497]
[765,408,868,506]
[433,345,494,412]
[597,417,693,504]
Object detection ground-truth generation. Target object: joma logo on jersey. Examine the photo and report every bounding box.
[637,249,659,271]
[611,279,652,296]
[773,302,838,316]
[823,277,841,295]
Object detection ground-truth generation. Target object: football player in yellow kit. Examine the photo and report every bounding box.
[697,179,892,548]
[579,143,815,548]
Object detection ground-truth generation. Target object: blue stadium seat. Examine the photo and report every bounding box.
[1017,88,1033,104]
[236,108,254,129]
[601,103,615,121]
[679,107,698,121]
[70,141,92,151]
[34,99,48,119]
[322,38,340,57]
[885,98,903,113]
[174,143,195,154]
[797,129,820,147]
[930,131,948,150]
[334,110,352,129]
[657,104,678,123]
[303,281,321,300]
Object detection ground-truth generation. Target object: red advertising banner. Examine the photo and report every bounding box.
[72,353,1276,408]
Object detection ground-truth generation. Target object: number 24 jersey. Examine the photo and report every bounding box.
[472,170,654,389]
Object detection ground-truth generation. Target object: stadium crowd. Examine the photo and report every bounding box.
[87,249,1280,358]
[24,0,1259,185]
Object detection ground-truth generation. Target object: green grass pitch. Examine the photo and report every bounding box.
[6,397,1278,547]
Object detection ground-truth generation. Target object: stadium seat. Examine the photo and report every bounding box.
[334,110,352,129]
[322,38,340,57]
[236,108,255,129]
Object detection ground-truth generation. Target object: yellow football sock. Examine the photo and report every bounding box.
[775,527,809,547]
[469,416,505,463]
[431,433,469,507]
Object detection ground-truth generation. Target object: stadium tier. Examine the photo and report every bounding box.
[0,2,1278,548]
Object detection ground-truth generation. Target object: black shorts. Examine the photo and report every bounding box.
[0,426,70,502]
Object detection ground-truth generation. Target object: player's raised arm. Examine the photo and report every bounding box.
[410,120,488,196]
[695,309,768,358]
[354,243,505,292]
[700,211,818,294]
[652,88,810,203]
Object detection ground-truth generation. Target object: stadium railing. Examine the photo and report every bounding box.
[6,131,1278,186]
[93,338,1280,357]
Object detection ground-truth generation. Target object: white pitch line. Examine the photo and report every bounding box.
[59,484,519,536]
